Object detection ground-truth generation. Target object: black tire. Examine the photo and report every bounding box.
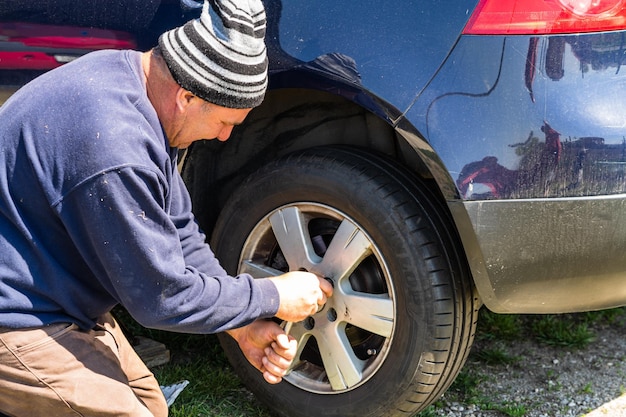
[212,146,479,417]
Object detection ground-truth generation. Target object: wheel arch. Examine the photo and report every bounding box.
[183,84,460,232]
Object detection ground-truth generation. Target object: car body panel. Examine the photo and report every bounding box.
[408,33,626,200]
[450,196,626,313]
[0,22,137,70]
[265,0,478,118]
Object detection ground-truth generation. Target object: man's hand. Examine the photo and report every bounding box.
[226,319,297,384]
[269,271,334,322]
[225,272,333,383]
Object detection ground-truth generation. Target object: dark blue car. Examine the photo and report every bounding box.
[2,1,626,416]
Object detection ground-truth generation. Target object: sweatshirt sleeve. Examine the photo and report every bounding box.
[55,165,280,334]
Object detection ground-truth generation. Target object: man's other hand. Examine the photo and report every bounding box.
[226,319,297,384]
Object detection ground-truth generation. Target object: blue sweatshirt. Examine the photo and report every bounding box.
[0,50,279,332]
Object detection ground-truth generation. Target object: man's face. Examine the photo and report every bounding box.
[166,94,252,149]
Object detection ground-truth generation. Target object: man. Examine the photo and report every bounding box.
[0,0,332,416]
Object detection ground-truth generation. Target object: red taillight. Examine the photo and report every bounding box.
[464,0,626,34]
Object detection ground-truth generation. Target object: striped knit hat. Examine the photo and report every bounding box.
[158,0,268,109]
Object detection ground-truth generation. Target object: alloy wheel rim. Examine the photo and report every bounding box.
[238,202,396,394]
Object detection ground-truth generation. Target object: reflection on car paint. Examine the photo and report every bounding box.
[457,119,626,199]
[420,33,626,200]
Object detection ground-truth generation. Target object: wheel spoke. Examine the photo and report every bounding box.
[316,325,365,390]
[269,207,321,270]
[240,260,283,278]
[341,292,394,337]
[318,219,372,280]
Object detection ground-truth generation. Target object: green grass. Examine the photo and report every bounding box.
[473,346,520,365]
[496,403,527,417]
[476,309,523,341]
[446,368,485,403]
[154,333,275,417]
[113,307,275,416]
[531,315,595,348]
[476,307,626,349]
[114,306,626,417]
[415,406,439,417]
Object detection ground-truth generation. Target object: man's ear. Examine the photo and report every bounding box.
[175,88,196,113]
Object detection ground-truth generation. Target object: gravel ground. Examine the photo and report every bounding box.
[433,313,626,417]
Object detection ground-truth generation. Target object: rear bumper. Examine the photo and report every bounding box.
[450,194,626,313]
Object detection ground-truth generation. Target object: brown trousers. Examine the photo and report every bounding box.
[0,313,168,417]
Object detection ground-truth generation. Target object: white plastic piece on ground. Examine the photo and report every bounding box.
[584,393,626,417]
[159,380,190,407]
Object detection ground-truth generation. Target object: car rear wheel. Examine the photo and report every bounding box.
[212,146,479,417]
